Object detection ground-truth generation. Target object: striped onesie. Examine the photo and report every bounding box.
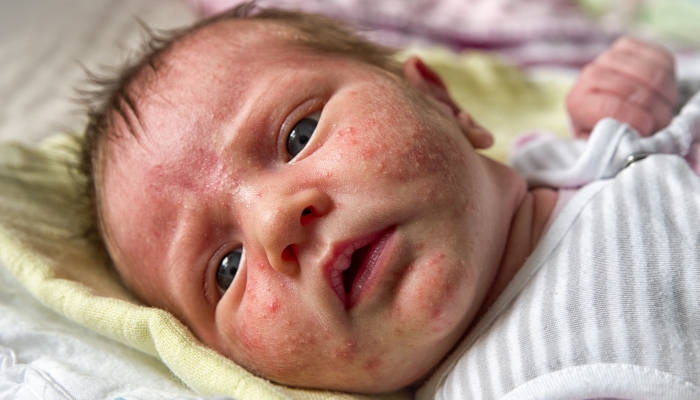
[418,93,700,400]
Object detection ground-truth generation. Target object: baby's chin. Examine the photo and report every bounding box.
[225,342,436,394]
[265,367,421,394]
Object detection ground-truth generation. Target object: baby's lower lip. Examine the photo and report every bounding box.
[327,227,396,309]
[346,228,395,309]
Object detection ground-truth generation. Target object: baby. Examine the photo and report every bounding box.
[80,3,697,397]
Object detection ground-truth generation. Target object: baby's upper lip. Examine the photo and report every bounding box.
[324,228,390,307]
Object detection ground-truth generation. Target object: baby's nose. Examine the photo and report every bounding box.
[254,188,331,276]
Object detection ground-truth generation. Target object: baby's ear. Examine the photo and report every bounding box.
[402,57,493,150]
[457,111,494,150]
[402,56,460,116]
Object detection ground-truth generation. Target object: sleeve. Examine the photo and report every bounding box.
[510,90,700,189]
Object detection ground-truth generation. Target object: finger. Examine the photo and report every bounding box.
[597,52,677,106]
[574,126,592,139]
[569,92,656,137]
[611,37,675,72]
[597,40,678,106]
[580,67,674,130]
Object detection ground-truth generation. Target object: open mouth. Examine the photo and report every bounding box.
[328,228,394,309]
[343,244,371,294]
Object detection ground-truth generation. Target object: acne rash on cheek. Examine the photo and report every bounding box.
[362,356,383,375]
[333,340,357,362]
[234,274,396,384]
[334,102,467,195]
[331,340,388,380]
[391,253,466,340]
[267,298,281,314]
[236,276,327,377]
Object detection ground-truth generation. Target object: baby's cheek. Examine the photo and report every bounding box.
[232,281,325,377]
[391,253,475,341]
[336,105,467,194]
[230,282,397,387]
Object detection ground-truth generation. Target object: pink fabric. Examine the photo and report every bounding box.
[509,129,561,154]
[188,0,618,67]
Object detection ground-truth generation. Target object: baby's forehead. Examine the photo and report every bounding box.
[161,19,298,76]
[124,22,293,138]
[131,20,329,124]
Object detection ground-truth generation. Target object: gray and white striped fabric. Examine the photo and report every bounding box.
[418,94,700,400]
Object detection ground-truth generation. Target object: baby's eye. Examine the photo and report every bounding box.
[286,111,320,159]
[217,248,243,292]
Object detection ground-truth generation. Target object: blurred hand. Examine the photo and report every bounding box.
[567,36,678,138]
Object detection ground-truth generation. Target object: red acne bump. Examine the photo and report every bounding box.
[257,263,266,271]
[431,306,444,319]
[429,253,447,265]
[415,242,425,250]
[338,127,355,137]
[338,127,359,146]
[361,145,377,161]
[363,356,382,374]
[267,298,280,314]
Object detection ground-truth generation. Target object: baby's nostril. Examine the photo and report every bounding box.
[281,245,296,262]
[300,207,316,225]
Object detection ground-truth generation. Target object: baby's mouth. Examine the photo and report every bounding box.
[328,228,394,309]
[343,245,371,294]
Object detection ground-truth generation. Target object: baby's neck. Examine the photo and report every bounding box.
[477,187,558,318]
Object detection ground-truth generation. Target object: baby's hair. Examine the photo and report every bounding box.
[76,2,401,272]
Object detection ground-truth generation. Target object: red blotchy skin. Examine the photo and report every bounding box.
[363,356,383,375]
[334,341,358,362]
[235,277,323,377]
[149,146,222,194]
[267,298,281,315]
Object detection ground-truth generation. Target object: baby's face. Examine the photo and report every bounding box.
[100,21,519,392]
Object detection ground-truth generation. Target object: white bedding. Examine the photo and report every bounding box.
[0,260,219,400]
